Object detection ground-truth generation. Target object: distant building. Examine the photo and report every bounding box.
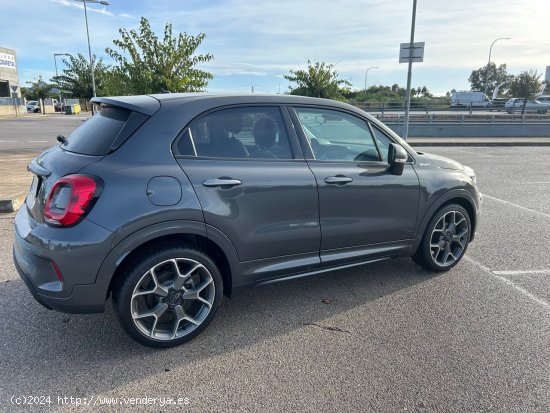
[0,46,20,98]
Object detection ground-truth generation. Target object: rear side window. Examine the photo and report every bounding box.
[62,106,131,155]
[175,106,293,160]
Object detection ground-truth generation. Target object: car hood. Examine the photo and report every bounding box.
[422,152,465,171]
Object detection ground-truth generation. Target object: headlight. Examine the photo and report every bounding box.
[464,166,476,185]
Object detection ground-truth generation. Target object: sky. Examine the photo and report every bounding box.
[1,0,549,96]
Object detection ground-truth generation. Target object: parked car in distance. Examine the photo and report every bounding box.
[450,91,491,107]
[26,100,40,113]
[488,97,509,111]
[13,94,481,347]
[505,98,548,114]
[536,95,550,106]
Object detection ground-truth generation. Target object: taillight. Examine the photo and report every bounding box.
[44,175,101,226]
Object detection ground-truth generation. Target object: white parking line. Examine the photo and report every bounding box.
[27,140,47,143]
[464,256,550,311]
[492,270,550,275]
[0,141,17,143]
[483,194,550,219]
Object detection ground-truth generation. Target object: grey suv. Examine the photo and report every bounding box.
[13,94,481,347]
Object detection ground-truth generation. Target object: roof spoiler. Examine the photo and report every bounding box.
[91,95,161,116]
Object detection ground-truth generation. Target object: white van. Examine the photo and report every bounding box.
[450,91,491,107]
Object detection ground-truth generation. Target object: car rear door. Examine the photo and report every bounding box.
[289,105,420,265]
[173,105,321,266]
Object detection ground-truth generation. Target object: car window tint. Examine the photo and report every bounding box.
[182,107,293,160]
[63,106,130,155]
[293,107,380,162]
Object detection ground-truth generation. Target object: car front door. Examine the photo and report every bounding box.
[289,106,420,265]
[173,105,321,272]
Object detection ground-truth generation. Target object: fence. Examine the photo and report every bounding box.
[0,97,26,116]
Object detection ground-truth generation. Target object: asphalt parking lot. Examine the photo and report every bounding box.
[0,117,549,412]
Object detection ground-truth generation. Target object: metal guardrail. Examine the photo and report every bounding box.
[373,113,550,124]
[347,101,550,124]
[350,101,550,116]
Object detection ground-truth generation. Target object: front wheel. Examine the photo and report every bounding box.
[412,204,471,271]
[113,245,223,348]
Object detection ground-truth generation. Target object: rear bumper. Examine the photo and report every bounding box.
[13,206,116,314]
[13,248,107,313]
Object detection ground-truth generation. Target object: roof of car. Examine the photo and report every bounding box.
[91,93,353,116]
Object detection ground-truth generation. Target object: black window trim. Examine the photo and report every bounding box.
[368,122,416,165]
[171,104,305,162]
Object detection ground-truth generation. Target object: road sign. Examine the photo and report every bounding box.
[399,42,425,63]
[10,85,18,93]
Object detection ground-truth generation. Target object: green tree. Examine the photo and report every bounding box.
[25,76,53,101]
[468,62,512,96]
[284,60,351,100]
[508,69,543,115]
[105,17,213,94]
[101,67,131,96]
[51,53,110,99]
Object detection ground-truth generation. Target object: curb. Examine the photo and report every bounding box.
[409,141,550,147]
[0,199,16,213]
[0,197,23,214]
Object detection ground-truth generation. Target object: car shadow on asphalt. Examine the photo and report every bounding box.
[0,258,441,399]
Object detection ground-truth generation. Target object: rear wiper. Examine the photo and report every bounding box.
[57,135,66,144]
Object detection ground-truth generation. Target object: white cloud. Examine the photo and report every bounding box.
[53,0,114,16]
[2,0,549,93]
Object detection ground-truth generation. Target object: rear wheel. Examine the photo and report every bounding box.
[412,204,471,271]
[113,245,223,348]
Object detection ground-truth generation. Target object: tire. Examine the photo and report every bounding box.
[113,245,223,348]
[412,204,471,272]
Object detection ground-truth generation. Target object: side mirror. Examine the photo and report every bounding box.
[388,143,407,175]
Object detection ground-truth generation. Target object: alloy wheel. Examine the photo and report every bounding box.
[130,258,215,341]
[429,210,469,267]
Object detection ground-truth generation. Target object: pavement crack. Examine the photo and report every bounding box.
[302,322,352,334]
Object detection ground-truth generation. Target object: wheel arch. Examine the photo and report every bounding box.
[94,221,238,308]
[411,190,478,254]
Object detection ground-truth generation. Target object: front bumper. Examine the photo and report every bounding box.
[13,206,116,314]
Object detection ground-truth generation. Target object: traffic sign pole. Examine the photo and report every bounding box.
[403,0,417,141]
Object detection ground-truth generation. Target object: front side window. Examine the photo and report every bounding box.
[176,106,293,160]
[370,125,394,162]
[293,107,381,162]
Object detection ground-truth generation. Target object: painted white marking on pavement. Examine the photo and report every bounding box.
[27,140,47,143]
[0,140,17,143]
[492,270,550,275]
[483,194,550,219]
[464,256,550,310]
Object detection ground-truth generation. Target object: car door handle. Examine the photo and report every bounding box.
[202,178,242,188]
[324,176,353,185]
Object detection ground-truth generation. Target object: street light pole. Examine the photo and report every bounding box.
[54,53,70,110]
[74,0,109,112]
[83,0,95,98]
[483,37,510,95]
[364,66,379,91]
[402,0,417,141]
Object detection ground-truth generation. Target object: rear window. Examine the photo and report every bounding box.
[62,106,131,155]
